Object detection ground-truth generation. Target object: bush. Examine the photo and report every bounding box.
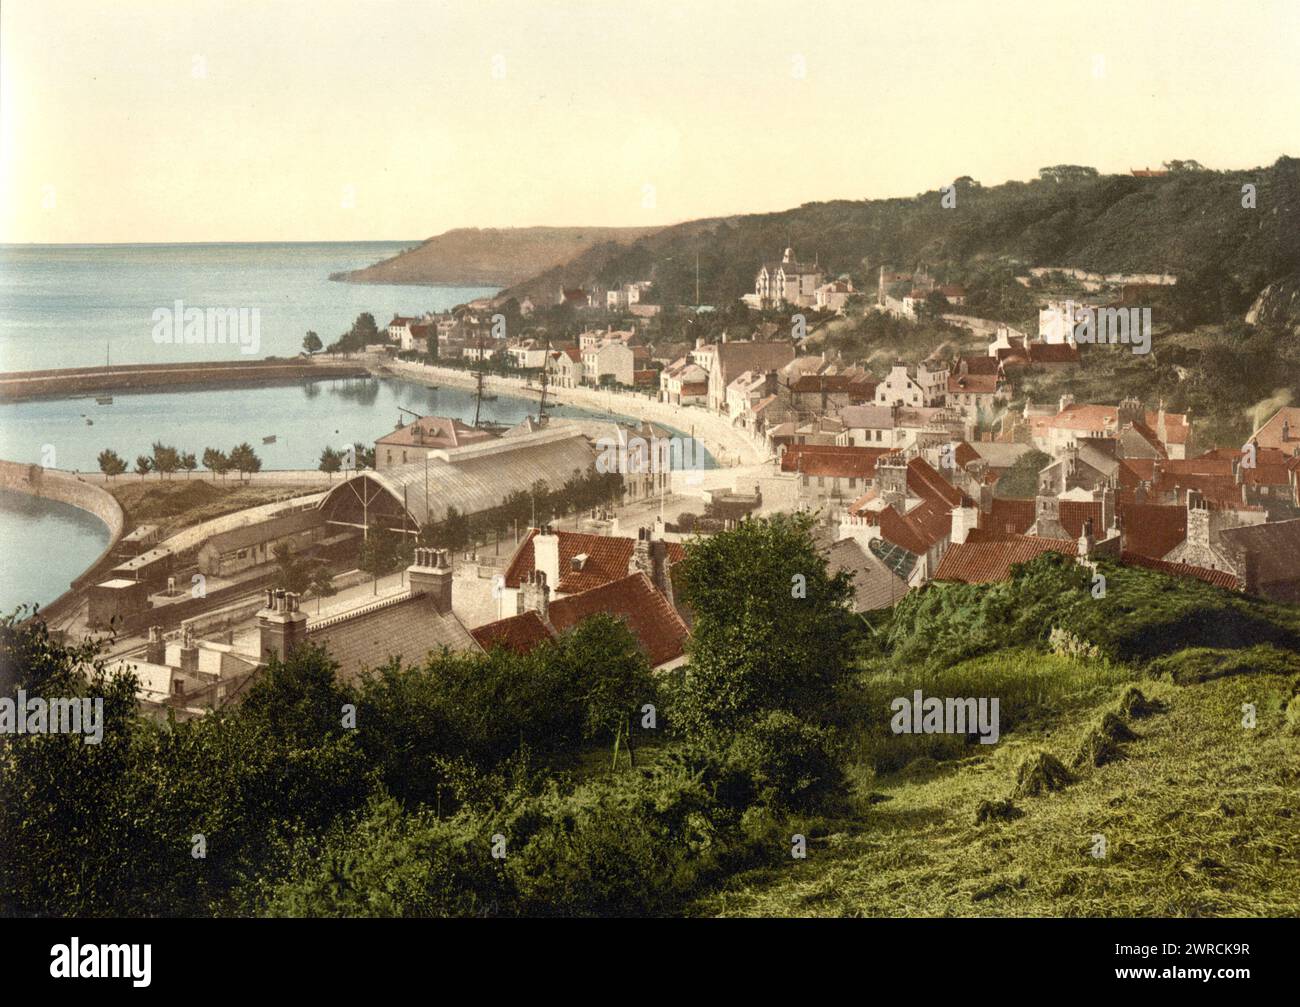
[724,712,846,816]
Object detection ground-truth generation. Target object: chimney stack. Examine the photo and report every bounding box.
[258,588,308,663]
[179,624,200,674]
[533,526,561,592]
[145,625,165,665]
[408,547,453,614]
[518,569,551,625]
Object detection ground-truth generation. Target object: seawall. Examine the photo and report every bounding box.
[0,359,370,403]
[0,460,126,617]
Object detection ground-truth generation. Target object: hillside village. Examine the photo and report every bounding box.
[76,223,1300,723]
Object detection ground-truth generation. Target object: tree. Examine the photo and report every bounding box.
[352,443,376,470]
[134,455,153,479]
[673,512,855,739]
[151,441,180,480]
[308,564,338,615]
[1037,164,1099,183]
[303,330,323,355]
[202,447,230,481]
[552,614,654,769]
[228,443,262,481]
[994,448,1051,499]
[358,528,408,593]
[318,447,343,475]
[97,449,127,480]
[180,451,198,479]
[272,542,313,595]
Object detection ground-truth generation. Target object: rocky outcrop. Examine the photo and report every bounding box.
[1246,272,1300,329]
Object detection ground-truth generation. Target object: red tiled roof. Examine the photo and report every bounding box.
[781,445,889,479]
[1117,502,1186,558]
[960,355,1001,376]
[947,373,1000,394]
[1157,457,1233,477]
[907,457,965,508]
[1151,473,1242,507]
[985,497,1035,535]
[548,571,690,668]
[503,529,685,594]
[1241,464,1291,487]
[934,535,1078,583]
[1118,551,1239,590]
[1058,500,1103,538]
[469,611,554,654]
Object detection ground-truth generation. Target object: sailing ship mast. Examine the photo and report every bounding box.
[537,334,551,426]
[473,332,485,428]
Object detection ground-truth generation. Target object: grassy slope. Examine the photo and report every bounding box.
[108,479,306,538]
[694,666,1300,917]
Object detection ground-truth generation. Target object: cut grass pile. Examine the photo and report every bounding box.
[694,664,1300,917]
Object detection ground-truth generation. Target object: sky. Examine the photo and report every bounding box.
[3,0,1299,244]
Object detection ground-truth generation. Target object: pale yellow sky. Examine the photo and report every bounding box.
[3,0,1298,243]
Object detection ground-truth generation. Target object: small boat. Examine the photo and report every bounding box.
[262,435,277,445]
[85,418,93,426]
[480,393,497,402]
[95,396,113,405]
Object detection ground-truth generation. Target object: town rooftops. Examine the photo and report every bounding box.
[1218,518,1300,591]
[1251,406,1300,453]
[469,610,554,655]
[1116,502,1187,558]
[503,528,685,594]
[548,571,690,668]
[1118,552,1239,590]
[781,444,889,479]
[934,535,1079,583]
[306,590,478,681]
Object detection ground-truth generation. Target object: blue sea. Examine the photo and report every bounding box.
[0,241,491,372]
[0,241,500,611]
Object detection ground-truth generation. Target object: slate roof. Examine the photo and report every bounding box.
[204,510,322,555]
[1218,518,1300,589]
[827,538,909,610]
[308,593,479,682]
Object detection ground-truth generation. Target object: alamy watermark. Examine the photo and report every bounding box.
[0,691,104,744]
[1066,300,1151,355]
[151,299,261,355]
[890,690,1000,744]
[595,435,707,476]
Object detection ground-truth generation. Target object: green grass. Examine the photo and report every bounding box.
[692,661,1300,917]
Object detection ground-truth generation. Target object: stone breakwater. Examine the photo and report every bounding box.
[0,359,369,403]
[0,460,125,618]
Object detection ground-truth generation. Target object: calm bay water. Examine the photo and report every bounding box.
[0,377,607,473]
[0,240,499,611]
[0,488,110,617]
[0,241,493,372]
